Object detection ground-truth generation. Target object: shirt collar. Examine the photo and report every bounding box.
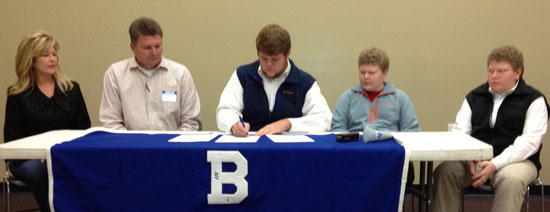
[25,83,71,115]
[489,80,519,98]
[130,56,167,71]
[257,59,291,80]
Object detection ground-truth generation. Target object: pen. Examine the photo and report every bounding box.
[239,116,245,128]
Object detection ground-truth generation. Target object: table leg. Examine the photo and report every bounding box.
[419,161,426,212]
[427,161,433,212]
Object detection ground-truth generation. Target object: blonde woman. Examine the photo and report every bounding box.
[3,31,90,212]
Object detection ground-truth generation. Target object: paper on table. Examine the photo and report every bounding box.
[266,134,314,143]
[215,135,260,143]
[169,133,219,142]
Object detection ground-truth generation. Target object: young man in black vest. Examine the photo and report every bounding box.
[216,24,332,137]
[433,46,549,212]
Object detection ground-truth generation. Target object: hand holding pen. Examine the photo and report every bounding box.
[231,116,250,137]
[239,116,246,128]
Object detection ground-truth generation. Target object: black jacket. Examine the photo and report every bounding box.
[4,81,91,143]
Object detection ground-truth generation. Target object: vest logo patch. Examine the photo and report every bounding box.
[382,103,393,107]
[282,90,294,95]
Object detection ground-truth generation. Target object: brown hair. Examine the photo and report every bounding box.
[487,45,524,76]
[129,17,163,44]
[358,47,390,72]
[255,24,291,55]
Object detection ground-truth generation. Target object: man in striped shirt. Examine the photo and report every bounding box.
[99,17,201,131]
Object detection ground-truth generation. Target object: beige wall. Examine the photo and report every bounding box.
[1,1,550,182]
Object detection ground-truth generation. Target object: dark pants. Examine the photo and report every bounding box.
[406,162,415,187]
[9,160,50,212]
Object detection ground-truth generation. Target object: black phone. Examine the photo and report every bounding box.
[336,133,359,142]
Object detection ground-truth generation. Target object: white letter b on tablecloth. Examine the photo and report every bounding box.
[207,150,248,204]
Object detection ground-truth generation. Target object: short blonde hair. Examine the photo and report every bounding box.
[487,45,524,75]
[9,31,73,95]
[358,47,389,72]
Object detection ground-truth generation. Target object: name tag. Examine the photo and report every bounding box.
[162,90,177,102]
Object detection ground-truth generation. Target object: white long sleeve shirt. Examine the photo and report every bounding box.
[216,61,332,133]
[453,83,548,169]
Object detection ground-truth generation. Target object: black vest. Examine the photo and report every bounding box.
[466,79,549,171]
[236,60,315,131]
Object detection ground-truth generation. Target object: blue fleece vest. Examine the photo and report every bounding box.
[467,79,549,171]
[236,60,315,131]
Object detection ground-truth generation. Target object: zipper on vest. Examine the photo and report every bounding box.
[368,99,380,124]
[368,105,373,124]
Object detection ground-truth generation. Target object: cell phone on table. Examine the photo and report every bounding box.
[336,133,359,142]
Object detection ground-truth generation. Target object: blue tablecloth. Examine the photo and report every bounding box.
[49,131,405,212]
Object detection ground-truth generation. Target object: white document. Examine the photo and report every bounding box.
[215,135,260,143]
[266,134,314,143]
[169,133,219,142]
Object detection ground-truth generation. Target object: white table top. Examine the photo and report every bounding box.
[0,129,90,159]
[1,128,493,162]
[393,131,493,161]
[0,127,192,159]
